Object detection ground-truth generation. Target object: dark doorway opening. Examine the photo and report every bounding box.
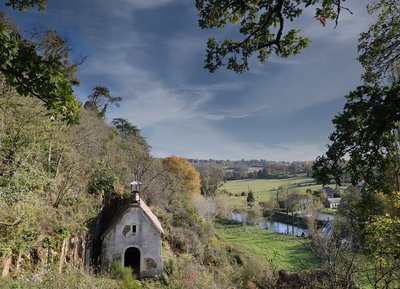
[124,247,140,277]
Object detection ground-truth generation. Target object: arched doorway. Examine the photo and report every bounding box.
[124,247,140,277]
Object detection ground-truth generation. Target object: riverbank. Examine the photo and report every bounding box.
[215,218,320,271]
[232,210,334,236]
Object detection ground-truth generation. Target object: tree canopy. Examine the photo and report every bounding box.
[313,0,400,194]
[358,0,400,84]
[112,118,141,137]
[5,0,47,11]
[84,86,122,118]
[195,163,225,196]
[311,3,400,284]
[0,1,79,124]
[0,29,79,124]
[313,84,400,194]
[196,0,347,73]
[162,156,201,195]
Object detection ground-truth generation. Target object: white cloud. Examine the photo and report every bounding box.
[149,120,327,161]
[123,0,179,10]
[28,0,373,161]
[112,86,214,127]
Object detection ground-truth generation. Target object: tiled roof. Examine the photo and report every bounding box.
[101,198,164,238]
[139,199,164,234]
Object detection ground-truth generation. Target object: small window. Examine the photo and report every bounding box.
[132,224,137,235]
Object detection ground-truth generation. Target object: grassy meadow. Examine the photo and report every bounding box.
[215,220,319,271]
[221,177,330,207]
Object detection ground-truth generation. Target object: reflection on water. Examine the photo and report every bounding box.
[259,221,308,237]
[231,213,308,237]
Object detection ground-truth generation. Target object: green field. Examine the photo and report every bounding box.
[221,177,332,207]
[215,220,320,271]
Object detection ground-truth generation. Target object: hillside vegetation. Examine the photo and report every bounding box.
[0,76,322,289]
[215,220,319,271]
[1,0,399,287]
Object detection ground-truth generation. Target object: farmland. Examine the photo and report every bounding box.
[221,177,333,207]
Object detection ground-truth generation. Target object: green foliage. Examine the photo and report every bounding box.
[215,220,319,271]
[112,118,149,151]
[54,226,70,239]
[0,242,12,255]
[0,266,120,289]
[195,163,225,196]
[1,0,81,123]
[42,236,54,249]
[84,86,122,118]
[240,255,278,289]
[87,161,120,195]
[0,78,150,274]
[32,29,81,86]
[314,1,400,195]
[0,88,55,201]
[1,0,80,125]
[358,0,400,83]
[259,200,278,217]
[112,118,140,137]
[313,84,400,194]
[195,0,346,72]
[5,0,47,11]
[363,193,400,288]
[110,261,141,289]
[313,3,400,283]
[365,214,400,262]
[0,29,79,124]
[246,190,255,204]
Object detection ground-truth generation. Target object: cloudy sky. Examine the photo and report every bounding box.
[4,0,374,161]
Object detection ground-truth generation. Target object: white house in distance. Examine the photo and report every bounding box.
[326,198,341,209]
[101,181,164,277]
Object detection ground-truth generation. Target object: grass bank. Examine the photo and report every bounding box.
[214,219,320,271]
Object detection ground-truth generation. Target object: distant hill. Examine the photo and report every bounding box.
[189,159,314,180]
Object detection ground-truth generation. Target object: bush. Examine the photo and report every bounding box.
[0,266,119,289]
[246,191,255,204]
[241,256,278,289]
[87,161,120,196]
[110,261,141,289]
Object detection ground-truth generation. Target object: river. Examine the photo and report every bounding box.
[231,212,334,237]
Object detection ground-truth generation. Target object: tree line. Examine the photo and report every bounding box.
[190,159,313,180]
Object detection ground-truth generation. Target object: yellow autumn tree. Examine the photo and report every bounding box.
[162,156,201,195]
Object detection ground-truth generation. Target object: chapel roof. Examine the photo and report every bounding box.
[101,198,164,238]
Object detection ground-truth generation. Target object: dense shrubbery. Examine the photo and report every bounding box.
[0,76,287,289]
[0,266,120,289]
[0,77,159,280]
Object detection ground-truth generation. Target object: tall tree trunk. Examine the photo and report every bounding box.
[14,252,22,274]
[72,237,78,264]
[40,247,47,273]
[58,239,67,273]
[80,238,86,271]
[47,142,52,174]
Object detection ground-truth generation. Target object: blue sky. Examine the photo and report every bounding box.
[4,0,374,161]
